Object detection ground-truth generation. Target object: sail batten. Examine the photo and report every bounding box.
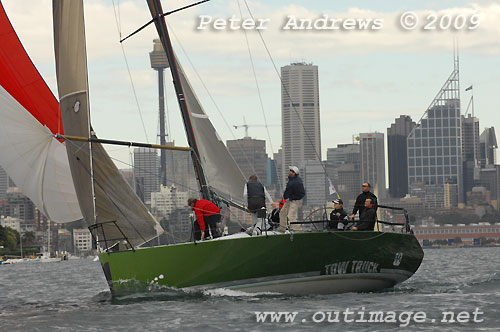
[53,0,163,248]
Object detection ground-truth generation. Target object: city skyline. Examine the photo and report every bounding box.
[4,0,500,286]
[1,0,499,167]
[1,1,499,212]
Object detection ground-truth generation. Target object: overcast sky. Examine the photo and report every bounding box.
[3,0,500,169]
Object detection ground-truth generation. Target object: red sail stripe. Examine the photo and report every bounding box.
[0,3,63,135]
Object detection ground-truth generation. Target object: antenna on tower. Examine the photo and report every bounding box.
[453,37,460,72]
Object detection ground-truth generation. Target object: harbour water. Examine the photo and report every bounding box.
[0,247,499,331]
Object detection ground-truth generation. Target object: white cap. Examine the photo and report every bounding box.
[289,166,299,174]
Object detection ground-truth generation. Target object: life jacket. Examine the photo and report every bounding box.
[247,181,265,198]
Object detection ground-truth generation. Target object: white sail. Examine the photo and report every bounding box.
[0,86,82,222]
[176,59,247,204]
[0,3,81,223]
[53,0,163,248]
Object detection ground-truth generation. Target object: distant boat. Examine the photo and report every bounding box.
[39,252,62,263]
[0,252,61,265]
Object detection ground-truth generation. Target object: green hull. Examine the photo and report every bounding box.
[99,231,424,295]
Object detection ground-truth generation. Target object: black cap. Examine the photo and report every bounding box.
[333,198,343,205]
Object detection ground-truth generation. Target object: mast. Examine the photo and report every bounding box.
[146,0,211,200]
[47,219,51,256]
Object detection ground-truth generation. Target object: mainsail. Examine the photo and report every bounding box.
[52,0,163,248]
[146,0,247,206]
[176,60,247,204]
[0,3,81,223]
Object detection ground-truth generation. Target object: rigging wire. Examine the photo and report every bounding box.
[154,71,172,143]
[168,25,270,192]
[111,0,150,143]
[63,135,252,230]
[164,71,172,142]
[65,139,149,244]
[119,0,212,43]
[236,0,282,193]
[242,0,333,181]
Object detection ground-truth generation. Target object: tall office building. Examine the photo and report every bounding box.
[479,127,497,167]
[227,137,267,183]
[407,62,462,207]
[326,144,360,165]
[388,115,415,198]
[151,185,190,219]
[462,115,480,161]
[461,114,480,198]
[327,162,361,206]
[272,149,283,192]
[3,187,35,232]
[133,147,160,205]
[266,158,277,187]
[444,182,459,208]
[0,165,8,202]
[325,143,361,204]
[281,63,321,182]
[164,144,198,194]
[298,160,327,207]
[479,166,500,210]
[360,133,386,199]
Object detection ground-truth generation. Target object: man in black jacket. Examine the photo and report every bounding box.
[279,166,305,232]
[350,182,377,221]
[328,198,349,230]
[243,175,274,234]
[353,198,376,231]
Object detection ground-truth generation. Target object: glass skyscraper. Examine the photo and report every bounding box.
[388,115,415,198]
[407,67,462,206]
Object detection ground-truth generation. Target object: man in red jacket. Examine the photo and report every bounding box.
[188,198,221,240]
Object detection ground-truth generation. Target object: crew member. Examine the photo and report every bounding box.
[329,198,349,231]
[243,175,274,234]
[269,199,285,228]
[279,166,305,232]
[350,182,378,220]
[188,198,221,240]
[352,198,376,231]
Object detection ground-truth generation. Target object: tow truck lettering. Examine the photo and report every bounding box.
[324,261,379,275]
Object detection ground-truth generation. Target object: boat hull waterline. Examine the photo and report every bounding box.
[99,231,424,295]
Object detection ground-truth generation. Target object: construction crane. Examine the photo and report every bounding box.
[233,117,280,138]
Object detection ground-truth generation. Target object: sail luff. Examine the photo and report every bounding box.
[53,0,164,248]
[53,0,95,226]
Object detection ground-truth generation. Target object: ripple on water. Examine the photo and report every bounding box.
[0,247,499,332]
